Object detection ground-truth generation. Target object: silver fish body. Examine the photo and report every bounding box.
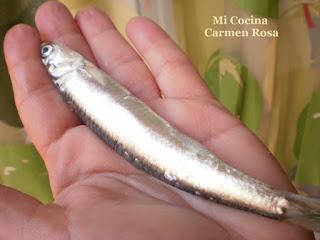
[41,43,320,231]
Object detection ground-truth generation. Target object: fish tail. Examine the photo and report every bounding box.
[283,193,320,232]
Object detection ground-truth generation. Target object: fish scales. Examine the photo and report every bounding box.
[41,42,320,232]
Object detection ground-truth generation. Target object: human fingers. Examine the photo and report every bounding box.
[4,2,139,196]
[126,17,213,100]
[76,7,160,101]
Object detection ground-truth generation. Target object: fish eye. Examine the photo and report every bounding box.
[41,44,53,57]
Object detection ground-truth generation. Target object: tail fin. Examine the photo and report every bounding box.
[283,193,320,232]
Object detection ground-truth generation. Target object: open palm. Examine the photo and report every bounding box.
[2,2,313,239]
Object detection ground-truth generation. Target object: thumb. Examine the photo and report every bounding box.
[0,185,67,239]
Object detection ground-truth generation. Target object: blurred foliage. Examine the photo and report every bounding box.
[204,50,263,132]
[231,0,279,18]
[294,91,320,186]
[0,144,52,203]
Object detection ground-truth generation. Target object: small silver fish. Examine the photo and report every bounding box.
[41,42,320,232]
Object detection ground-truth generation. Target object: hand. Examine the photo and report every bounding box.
[3,1,314,239]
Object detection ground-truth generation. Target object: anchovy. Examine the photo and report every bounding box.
[41,42,320,232]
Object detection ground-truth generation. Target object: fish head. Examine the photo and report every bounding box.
[41,42,84,80]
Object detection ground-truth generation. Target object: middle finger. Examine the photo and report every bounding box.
[76,7,161,101]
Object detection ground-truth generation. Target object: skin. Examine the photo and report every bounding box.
[2,1,314,239]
